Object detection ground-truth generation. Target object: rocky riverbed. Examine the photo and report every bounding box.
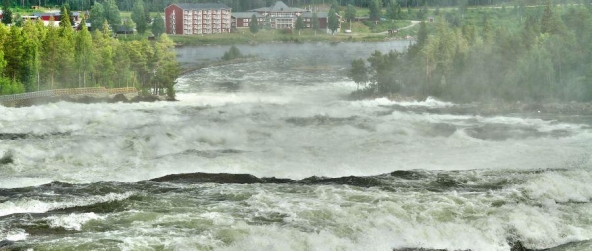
[0,93,172,108]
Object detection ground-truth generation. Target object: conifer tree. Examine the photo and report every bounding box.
[295,15,304,35]
[328,8,339,34]
[312,12,320,35]
[75,17,94,87]
[249,14,259,34]
[59,5,72,28]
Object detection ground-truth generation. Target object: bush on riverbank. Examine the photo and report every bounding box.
[349,2,592,103]
[222,45,243,61]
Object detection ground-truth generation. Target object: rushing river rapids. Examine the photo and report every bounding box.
[1,42,592,251]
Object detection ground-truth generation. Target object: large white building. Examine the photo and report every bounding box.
[164,3,231,35]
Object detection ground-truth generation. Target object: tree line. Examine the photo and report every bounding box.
[349,1,592,102]
[4,0,579,13]
[0,4,179,99]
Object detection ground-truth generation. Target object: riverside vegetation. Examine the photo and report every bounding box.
[0,3,179,99]
[349,1,592,103]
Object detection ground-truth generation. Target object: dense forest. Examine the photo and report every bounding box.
[349,1,592,102]
[0,4,179,98]
[2,0,579,12]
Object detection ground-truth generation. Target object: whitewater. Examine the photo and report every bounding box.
[1,42,592,251]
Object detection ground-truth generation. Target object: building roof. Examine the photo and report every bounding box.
[231,12,263,19]
[301,12,328,18]
[33,11,80,17]
[172,3,231,10]
[250,1,306,13]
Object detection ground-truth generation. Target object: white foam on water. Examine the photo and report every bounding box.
[519,169,592,203]
[349,96,455,109]
[0,177,54,189]
[47,212,105,231]
[0,192,134,217]
[3,229,28,241]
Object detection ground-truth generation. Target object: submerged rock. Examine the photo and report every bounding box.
[150,172,264,184]
[0,150,13,165]
[1,93,172,108]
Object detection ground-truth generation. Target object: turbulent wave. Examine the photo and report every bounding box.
[2,43,592,251]
[1,167,591,251]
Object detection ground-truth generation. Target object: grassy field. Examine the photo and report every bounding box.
[169,20,414,46]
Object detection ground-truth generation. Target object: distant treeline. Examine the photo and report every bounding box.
[0,7,179,98]
[3,0,573,12]
[349,1,592,102]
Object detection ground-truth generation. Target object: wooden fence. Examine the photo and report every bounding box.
[0,87,138,104]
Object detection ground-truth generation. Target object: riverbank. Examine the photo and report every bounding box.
[170,27,416,47]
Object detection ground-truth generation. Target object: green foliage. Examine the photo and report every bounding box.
[249,14,259,34]
[90,3,105,32]
[1,0,12,25]
[348,58,368,90]
[0,15,179,99]
[369,0,382,21]
[328,8,339,34]
[222,45,243,61]
[59,4,72,28]
[75,17,94,88]
[104,0,122,30]
[345,4,356,22]
[312,12,320,32]
[151,14,165,37]
[0,77,25,95]
[349,4,592,102]
[295,15,304,35]
[386,1,402,20]
[131,0,147,34]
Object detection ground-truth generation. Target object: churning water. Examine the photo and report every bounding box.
[1,42,592,251]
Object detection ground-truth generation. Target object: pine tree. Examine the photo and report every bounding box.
[249,14,259,34]
[75,17,94,87]
[312,12,320,35]
[328,8,339,34]
[540,0,565,35]
[41,26,60,89]
[59,4,74,27]
[59,5,72,28]
[21,21,44,91]
[295,15,304,35]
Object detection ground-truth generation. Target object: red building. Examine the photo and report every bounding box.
[164,3,231,35]
[33,11,81,22]
[231,12,264,28]
[301,12,329,29]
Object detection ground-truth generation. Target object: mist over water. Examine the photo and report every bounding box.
[1,42,592,251]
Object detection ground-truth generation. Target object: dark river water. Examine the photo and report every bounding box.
[1,41,592,251]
